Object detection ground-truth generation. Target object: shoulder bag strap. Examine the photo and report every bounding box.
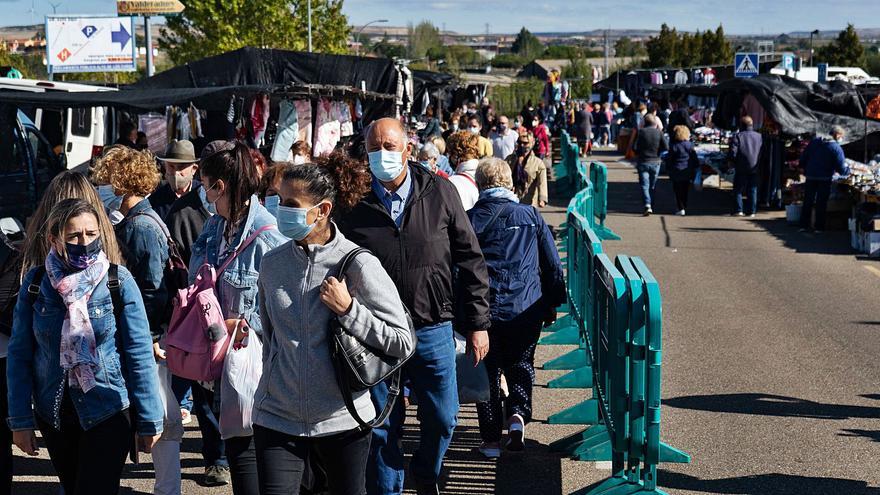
[332,246,402,430]
[216,224,277,276]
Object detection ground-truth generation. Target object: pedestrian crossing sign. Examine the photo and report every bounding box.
[735,53,759,78]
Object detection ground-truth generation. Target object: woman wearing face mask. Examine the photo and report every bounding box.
[506,132,548,208]
[190,141,287,495]
[259,162,298,218]
[442,114,461,141]
[92,146,186,495]
[254,151,414,495]
[416,142,449,179]
[532,115,550,160]
[447,131,483,210]
[8,198,164,495]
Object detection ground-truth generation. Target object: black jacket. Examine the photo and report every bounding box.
[165,185,210,266]
[575,110,592,140]
[337,164,491,332]
[634,127,668,163]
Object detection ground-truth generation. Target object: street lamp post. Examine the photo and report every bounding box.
[307,0,312,53]
[809,29,819,67]
[355,19,388,56]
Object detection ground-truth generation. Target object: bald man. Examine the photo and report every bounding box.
[338,118,490,495]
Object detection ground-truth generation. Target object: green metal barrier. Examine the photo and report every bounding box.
[589,161,621,241]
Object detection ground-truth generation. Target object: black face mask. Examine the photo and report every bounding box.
[516,144,531,156]
[65,238,103,270]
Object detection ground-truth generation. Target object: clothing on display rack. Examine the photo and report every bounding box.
[693,69,704,85]
[295,100,313,146]
[250,93,270,145]
[313,98,341,157]
[703,68,716,85]
[271,99,300,162]
[675,70,688,85]
[337,101,354,137]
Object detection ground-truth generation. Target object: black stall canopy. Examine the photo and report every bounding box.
[710,74,880,145]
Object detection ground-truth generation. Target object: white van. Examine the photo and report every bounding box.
[0,77,116,169]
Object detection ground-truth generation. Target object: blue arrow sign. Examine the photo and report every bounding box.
[111,23,131,51]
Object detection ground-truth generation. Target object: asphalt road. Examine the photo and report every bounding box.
[10,149,880,494]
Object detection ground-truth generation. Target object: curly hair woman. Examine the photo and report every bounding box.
[253,150,412,495]
[446,130,482,210]
[92,145,187,495]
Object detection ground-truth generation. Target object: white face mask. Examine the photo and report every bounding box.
[469,126,480,135]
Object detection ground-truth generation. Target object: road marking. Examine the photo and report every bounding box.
[864,265,880,278]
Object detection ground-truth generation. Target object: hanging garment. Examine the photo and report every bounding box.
[703,68,716,85]
[337,101,354,137]
[271,99,299,162]
[188,103,203,139]
[313,98,341,157]
[740,93,765,130]
[250,94,270,145]
[692,69,704,85]
[674,70,688,85]
[295,100,313,146]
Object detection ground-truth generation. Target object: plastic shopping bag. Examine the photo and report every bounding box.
[454,331,490,404]
[219,325,263,440]
[693,168,703,192]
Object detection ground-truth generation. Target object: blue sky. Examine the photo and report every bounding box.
[0,0,877,35]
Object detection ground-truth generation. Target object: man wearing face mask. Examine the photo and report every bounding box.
[150,140,201,221]
[799,126,850,233]
[338,118,490,495]
[467,116,494,159]
[489,115,517,160]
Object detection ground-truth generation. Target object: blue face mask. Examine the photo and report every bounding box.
[368,150,404,182]
[419,160,433,171]
[205,201,217,216]
[276,203,322,241]
[263,195,280,218]
[97,185,123,212]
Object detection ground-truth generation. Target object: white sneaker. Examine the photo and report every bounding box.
[748,214,756,218]
[506,414,525,451]
[675,210,686,216]
[478,442,501,459]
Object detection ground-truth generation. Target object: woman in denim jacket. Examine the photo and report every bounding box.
[189,142,286,495]
[8,198,163,494]
[93,146,186,495]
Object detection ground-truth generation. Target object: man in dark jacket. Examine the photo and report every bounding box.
[150,140,201,220]
[633,114,668,215]
[729,116,763,217]
[667,101,695,133]
[338,118,490,495]
[574,103,592,156]
[799,126,850,232]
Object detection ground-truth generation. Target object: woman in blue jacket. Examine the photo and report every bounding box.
[666,125,700,216]
[8,198,163,494]
[467,158,566,458]
[190,141,287,495]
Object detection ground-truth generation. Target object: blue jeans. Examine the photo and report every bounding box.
[171,375,228,468]
[734,172,759,215]
[637,162,661,208]
[367,322,458,494]
[800,179,832,230]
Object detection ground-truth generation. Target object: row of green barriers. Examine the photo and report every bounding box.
[540,132,690,495]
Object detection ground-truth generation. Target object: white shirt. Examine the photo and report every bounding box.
[490,130,518,159]
[448,159,480,211]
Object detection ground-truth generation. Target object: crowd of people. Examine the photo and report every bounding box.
[0,96,566,495]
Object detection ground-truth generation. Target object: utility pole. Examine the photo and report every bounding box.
[307,0,313,52]
[604,29,609,79]
[145,15,154,77]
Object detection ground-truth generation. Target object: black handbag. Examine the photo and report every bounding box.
[329,247,417,429]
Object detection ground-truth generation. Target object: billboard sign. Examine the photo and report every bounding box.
[46,16,137,73]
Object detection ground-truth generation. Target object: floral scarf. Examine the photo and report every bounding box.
[45,248,110,393]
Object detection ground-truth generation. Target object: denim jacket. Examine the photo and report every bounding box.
[115,199,170,342]
[7,264,164,436]
[188,196,286,336]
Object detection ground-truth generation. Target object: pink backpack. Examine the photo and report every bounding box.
[165,225,276,382]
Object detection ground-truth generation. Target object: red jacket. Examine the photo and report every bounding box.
[534,124,550,157]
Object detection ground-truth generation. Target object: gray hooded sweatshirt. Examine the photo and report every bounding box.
[253,224,414,437]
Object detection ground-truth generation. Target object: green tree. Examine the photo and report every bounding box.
[544,45,583,59]
[369,36,406,59]
[512,27,544,60]
[614,36,646,57]
[490,53,528,69]
[160,0,350,65]
[866,53,880,77]
[707,24,733,65]
[646,23,678,67]
[816,24,865,67]
[408,21,442,60]
[562,58,592,98]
